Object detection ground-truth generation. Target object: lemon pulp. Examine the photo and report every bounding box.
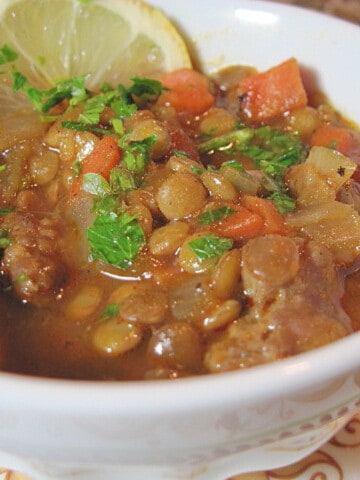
[0,0,191,90]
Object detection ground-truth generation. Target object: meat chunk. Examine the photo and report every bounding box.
[1,213,66,305]
[204,237,352,373]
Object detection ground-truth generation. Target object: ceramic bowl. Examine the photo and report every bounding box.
[1,1,360,479]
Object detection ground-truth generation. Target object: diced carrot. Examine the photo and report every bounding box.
[158,68,215,115]
[210,204,264,240]
[80,135,121,179]
[242,195,287,235]
[71,135,121,195]
[310,125,355,155]
[238,58,308,122]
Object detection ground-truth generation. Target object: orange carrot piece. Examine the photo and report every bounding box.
[158,68,215,115]
[80,135,121,179]
[243,195,287,235]
[71,136,121,195]
[310,125,355,155]
[210,205,264,240]
[238,58,308,122]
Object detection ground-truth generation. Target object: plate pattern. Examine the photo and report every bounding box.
[272,0,360,24]
[230,411,360,480]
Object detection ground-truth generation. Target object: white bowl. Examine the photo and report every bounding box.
[1,1,360,479]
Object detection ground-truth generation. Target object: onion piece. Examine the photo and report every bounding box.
[287,145,357,206]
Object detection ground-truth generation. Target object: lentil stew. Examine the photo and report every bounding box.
[1,54,360,380]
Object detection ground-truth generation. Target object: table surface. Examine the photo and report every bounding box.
[270,0,360,25]
[1,1,360,479]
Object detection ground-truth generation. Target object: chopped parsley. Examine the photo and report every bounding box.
[82,173,112,197]
[78,90,120,124]
[72,160,82,179]
[0,206,15,216]
[61,121,113,135]
[198,125,306,206]
[0,229,12,249]
[111,118,124,135]
[110,167,137,194]
[87,212,146,270]
[243,126,305,177]
[120,134,156,175]
[102,304,119,320]
[0,44,18,65]
[127,76,165,101]
[198,126,305,184]
[198,206,236,226]
[11,72,161,120]
[82,169,137,198]
[198,127,217,140]
[190,165,204,175]
[189,233,233,262]
[92,195,120,216]
[220,159,246,172]
[173,149,191,158]
[13,72,88,112]
[82,166,143,269]
[268,191,296,215]
[198,128,253,154]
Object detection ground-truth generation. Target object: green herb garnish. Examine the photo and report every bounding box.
[92,195,120,216]
[87,212,146,269]
[198,206,236,226]
[0,206,15,216]
[0,229,12,249]
[173,149,191,158]
[198,126,306,197]
[0,44,18,65]
[120,134,156,175]
[189,233,233,262]
[198,128,254,154]
[268,191,296,215]
[78,91,117,124]
[82,169,137,198]
[190,166,204,175]
[102,304,119,320]
[13,72,88,112]
[128,76,165,101]
[82,173,112,197]
[220,159,247,173]
[245,126,305,177]
[61,121,112,135]
[110,167,137,193]
[198,126,305,181]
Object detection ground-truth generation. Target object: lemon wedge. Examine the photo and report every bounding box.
[0,0,191,91]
